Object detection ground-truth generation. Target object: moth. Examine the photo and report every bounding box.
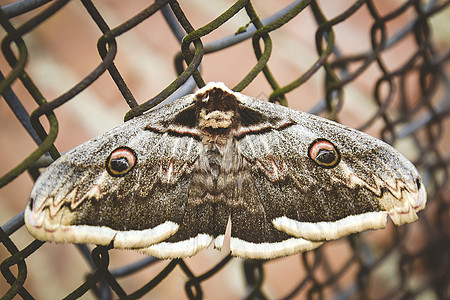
[25,82,426,259]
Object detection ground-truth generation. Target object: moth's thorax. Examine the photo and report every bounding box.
[196,138,243,194]
[198,110,235,131]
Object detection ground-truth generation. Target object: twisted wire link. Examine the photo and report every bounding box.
[1,0,449,299]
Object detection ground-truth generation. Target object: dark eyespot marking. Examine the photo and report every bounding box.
[308,139,341,168]
[106,147,137,177]
[415,178,421,190]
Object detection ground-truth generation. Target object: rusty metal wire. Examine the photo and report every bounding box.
[1,0,449,299]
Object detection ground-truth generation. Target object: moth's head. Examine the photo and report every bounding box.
[195,87,240,135]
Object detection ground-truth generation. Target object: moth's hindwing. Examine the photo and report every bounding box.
[25,82,426,259]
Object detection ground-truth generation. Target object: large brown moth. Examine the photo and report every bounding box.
[25,82,426,259]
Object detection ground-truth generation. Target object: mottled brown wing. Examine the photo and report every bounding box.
[227,95,426,258]
[25,94,219,258]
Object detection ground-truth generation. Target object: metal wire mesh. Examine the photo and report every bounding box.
[1,0,449,299]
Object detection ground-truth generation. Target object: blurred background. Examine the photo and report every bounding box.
[1,0,449,299]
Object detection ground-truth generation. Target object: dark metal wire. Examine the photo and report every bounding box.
[1,0,449,299]
[0,0,52,19]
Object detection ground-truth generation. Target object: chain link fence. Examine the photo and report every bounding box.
[1,0,449,299]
